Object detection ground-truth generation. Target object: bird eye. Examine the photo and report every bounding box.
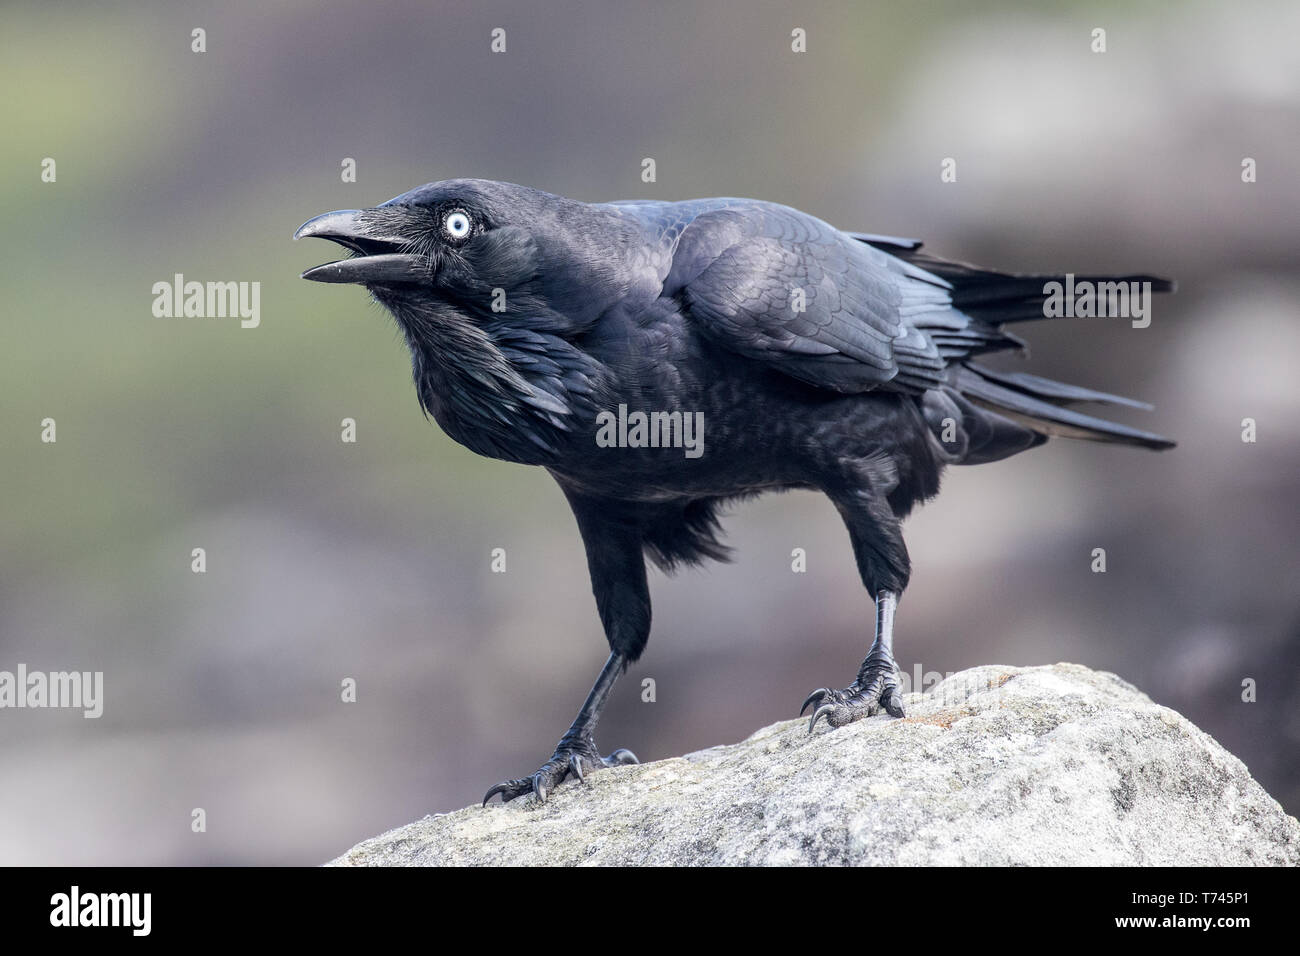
[443,210,471,240]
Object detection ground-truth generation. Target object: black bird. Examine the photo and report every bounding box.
[295,179,1174,805]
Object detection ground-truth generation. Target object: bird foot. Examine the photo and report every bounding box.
[482,733,638,805]
[801,659,905,732]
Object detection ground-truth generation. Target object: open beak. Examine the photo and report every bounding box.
[294,209,428,284]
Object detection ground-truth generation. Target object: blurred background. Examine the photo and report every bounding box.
[1,0,1296,864]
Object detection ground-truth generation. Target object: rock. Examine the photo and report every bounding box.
[328,663,1300,866]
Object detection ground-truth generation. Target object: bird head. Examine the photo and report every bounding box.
[295,179,633,463]
[294,178,633,334]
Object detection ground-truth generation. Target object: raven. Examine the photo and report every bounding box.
[295,180,1174,805]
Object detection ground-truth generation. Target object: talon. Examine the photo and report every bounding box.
[481,736,638,807]
[808,703,836,734]
[885,690,905,718]
[800,688,830,716]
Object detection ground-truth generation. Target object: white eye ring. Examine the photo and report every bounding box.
[443,210,471,239]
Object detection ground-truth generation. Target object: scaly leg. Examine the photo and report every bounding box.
[483,652,639,804]
[802,589,906,731]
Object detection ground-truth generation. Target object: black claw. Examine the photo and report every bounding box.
[481,739,638,808]
[482,781,514,806]
[803,673,906,732]
[885,691,905,718]
[808,703,836,734]
[800,688,830,716]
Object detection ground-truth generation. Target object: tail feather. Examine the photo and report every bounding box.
[965,363,1152,410]
[855,236,1175,325]
[892,251,1175,324]
[851,235,1177,453]
[953,366,1174,451]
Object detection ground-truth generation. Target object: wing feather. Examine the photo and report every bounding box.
[676,205,947,393]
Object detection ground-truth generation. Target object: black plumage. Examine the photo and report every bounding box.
[295,179,1174,804]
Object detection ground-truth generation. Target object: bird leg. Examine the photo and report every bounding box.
[802,589,906,731]
[483,652,639,805]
